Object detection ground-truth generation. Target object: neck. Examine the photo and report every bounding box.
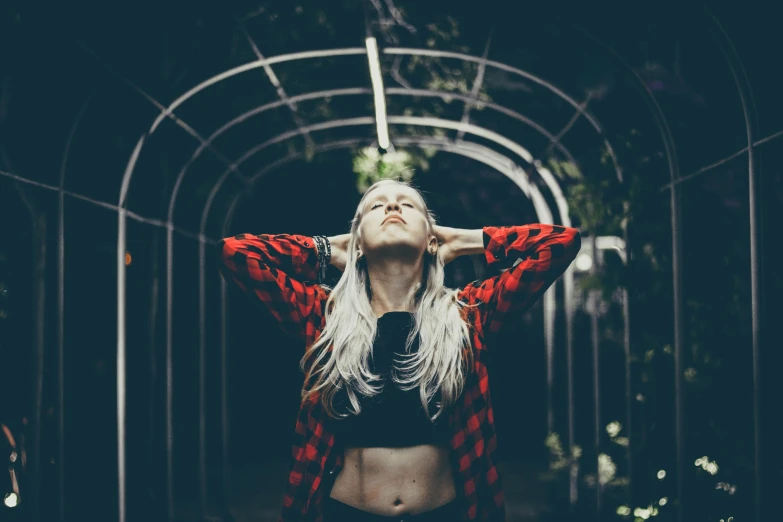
[366,257,424,317]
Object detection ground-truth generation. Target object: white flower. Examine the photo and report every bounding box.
[598,453,616,486]
[606,421,622,438]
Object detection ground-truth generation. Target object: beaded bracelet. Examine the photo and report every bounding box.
[313,235,331,284]
[313,235,324,282]
[321,236,331,283]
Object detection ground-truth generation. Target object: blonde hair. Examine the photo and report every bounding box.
[300,179,474,422]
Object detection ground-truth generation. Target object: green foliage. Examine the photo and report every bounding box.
[352,146,434,193]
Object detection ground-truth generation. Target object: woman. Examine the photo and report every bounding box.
[219,179,580,522]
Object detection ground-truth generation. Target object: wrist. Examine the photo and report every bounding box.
[312,236,331,283]
[327,234,350,270]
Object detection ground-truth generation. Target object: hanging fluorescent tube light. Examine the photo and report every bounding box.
[365,37,391,150]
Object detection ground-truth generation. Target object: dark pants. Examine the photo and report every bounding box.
[323,497,461,522]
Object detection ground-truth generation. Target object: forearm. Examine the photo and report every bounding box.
[443,224,580,266]
[220,234,319,280]
[436,227,484,264]
[483,224,581,268]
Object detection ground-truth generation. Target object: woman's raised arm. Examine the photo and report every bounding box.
[219,233,327,342]
[448,224,581,342]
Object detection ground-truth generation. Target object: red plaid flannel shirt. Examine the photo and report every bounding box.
[219,224,581,521]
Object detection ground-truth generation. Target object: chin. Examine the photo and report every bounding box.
[370,240,424,259]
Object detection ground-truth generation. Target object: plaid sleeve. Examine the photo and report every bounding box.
[458,224,581,340]
[219,233,326,342]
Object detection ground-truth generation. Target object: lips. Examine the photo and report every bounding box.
[383,215,406,225]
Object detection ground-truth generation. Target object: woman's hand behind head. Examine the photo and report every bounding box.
[432,225,458,265]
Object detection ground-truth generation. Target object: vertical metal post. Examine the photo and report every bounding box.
[670,162,684,522]
[220,278,230,512]
[147,231,160,516]
[31,212,46,522]
[162,29,176,519]
[198,238,208,518]
[544,288,555,435]
[707,10,762,520]
[57,181,65,522]
[589,236,601,517]
[746,86,763,522]
[10,173,46,522]
[58,97,89,522]
[117,210,127,522]
[165,225,175,521]
[220,217,233,517]
[622,224,632,509]
[564,267,577,508]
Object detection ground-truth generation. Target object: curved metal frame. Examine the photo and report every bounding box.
[383,47,623,182]
[168,84,582,235]
[118,45,621,522]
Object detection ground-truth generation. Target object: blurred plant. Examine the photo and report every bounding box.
[547,124,752,519]
[352,146,434,192]
[541,431,581,486]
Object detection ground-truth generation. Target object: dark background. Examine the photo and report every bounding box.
[1,1,781,521]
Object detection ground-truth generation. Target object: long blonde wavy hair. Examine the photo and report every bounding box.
[300,179,474,422]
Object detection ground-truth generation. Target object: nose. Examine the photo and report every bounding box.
[385,201,401,213]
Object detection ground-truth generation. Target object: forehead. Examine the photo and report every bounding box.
[364,184,421,204]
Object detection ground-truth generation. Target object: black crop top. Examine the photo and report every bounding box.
[326,311,452,448]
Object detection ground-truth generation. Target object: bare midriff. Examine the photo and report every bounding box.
[329,444,457,516]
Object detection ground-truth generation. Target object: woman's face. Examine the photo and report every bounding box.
[357,183,436,262]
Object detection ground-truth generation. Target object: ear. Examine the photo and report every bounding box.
[427,235,439,255]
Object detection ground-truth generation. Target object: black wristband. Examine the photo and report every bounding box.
[313,235,330,284]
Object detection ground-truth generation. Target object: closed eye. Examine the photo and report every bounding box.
[370,202,414,209]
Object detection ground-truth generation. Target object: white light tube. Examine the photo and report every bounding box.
[365,37,391,150]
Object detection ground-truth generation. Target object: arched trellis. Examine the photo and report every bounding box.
[0,11,770,520]
[191,116,624,521]
[155,86,593,517]
[132,45,626,521]
[0,40,660,522]
[174,126,635,522]
[116,45,629,522]
[189,117,563,519]
[383,47,622,182]
[211,138,558,513]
